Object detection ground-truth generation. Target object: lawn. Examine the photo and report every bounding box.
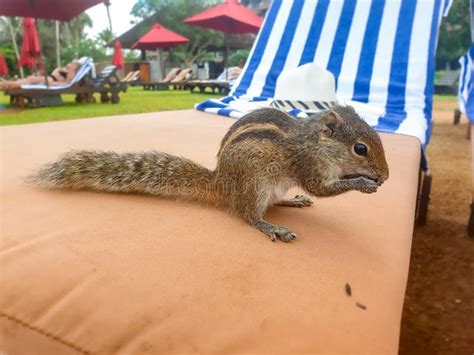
[0,87,215,126]
[0,89,458,126]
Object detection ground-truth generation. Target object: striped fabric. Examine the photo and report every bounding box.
[270,99,337,113]
[458,46,474,121]
[21,57,95,90]
[458,0,474,122]
[196,0,452,147]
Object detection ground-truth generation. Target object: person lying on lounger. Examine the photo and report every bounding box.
[0,60,81,91]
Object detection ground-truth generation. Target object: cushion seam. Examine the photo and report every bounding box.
[0,311,91,355]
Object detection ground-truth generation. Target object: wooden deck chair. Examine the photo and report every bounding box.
[121,70,140,85]
[170,68,193,90]
[142,67,181,90]
[0,1,453,354]
[187,67,242,95]
[121,71,134,82]
[458,44,474,235]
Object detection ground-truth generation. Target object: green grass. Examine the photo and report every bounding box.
[434,94,457,101]
[0,87,215,126]
[0,88,460,126]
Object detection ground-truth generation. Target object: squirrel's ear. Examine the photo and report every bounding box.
[321,110,343,138]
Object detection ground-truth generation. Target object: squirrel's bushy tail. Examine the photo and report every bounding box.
[29,150,218,204]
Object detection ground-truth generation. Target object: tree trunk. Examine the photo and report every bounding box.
[55,21,61,67]
[7,18,24,78]
[106,3,113,33]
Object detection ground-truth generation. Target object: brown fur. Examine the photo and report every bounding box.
[29,106,389,242]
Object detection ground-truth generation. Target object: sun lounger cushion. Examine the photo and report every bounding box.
[0,110,420,354]
[20,57,94,90]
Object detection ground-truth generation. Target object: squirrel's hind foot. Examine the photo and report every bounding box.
[276,194,313,208]
[251,220,297,242]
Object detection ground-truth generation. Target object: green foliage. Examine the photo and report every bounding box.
[437,0,471,65]
[0,44,20,77]
[60,38,111,67]
[125,51,141,62]
[97,29,114,47]
[229,49,250,66]
[131,0,224,65]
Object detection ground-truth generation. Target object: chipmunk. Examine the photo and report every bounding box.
[30,106,389,242]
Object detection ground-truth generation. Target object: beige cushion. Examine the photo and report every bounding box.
[0,110,420,354]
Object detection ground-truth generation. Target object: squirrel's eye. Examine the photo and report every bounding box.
[353,143,368,157]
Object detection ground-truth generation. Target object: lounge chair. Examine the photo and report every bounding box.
[458,44,474,235]
[143,67,180,90]
[187,67,242,95]
[0,1,452,353]
[170,68,193,90]
[121,70,140,84]
[6,59,126,107]
[435,69,460,95]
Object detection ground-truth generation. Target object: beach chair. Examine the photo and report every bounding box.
[168,68,193,90]
[187,67,242,95]
[435,69,460,95]
[143,67,180,90]
[121,70,140,83]
[7,59,126,107]
[458,45,474,235]
[0,1,452,354]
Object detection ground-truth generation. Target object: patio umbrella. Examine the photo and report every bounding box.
[132,23,189,80]
[18,18,41,70]
[183,0,262,34]
[112,40,124,69]
[184,0,262,78]
[131,23,189,51]
[0,0,109,22]
[0,54,9,76]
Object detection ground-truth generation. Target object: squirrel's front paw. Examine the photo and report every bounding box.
[251,219,297,242]
[356,178,379,194]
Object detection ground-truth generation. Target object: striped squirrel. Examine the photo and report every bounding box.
[30,106,389,242]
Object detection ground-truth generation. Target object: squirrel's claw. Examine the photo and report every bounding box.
[268,226,297,243]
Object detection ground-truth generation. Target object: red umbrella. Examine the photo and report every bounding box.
[0,0,108,22]
[183,0,262,34]
[18,18,41,69]
[132,24,189,82]
[184,0,262,79]
[131,23,189,50]
[112,40,124,69]
[0,54,9,76]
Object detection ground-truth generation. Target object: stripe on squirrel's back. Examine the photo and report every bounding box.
[230,128,286,147]
[219,108,296,150]
[219,119,290,157]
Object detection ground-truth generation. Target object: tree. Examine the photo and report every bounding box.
[0,17,23,77]
[131,0,224,65]
[436,0,471,68]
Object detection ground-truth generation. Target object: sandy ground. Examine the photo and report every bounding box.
[399,105,474,354]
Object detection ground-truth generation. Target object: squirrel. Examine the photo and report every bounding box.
[29,106,389,242]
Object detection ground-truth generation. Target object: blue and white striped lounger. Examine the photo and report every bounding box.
[459,46,474,122]
[197,0,452,151]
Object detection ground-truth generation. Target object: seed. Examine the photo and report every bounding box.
[345,283,352,296]
[356,302,366,310]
